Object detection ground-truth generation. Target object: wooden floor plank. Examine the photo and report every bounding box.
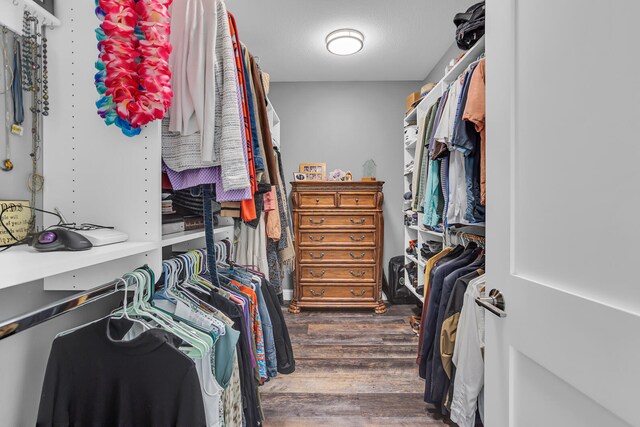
[259,304,453,426]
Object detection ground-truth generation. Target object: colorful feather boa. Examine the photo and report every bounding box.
[94,0,173,137]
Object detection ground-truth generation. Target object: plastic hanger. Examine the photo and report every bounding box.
[129,269,213,358]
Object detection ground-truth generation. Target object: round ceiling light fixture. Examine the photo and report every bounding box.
[326,29,364,56]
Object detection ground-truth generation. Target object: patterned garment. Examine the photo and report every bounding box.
[222,353,243,427]
[228,12,257,223]
[266,238,282,297]
[162,162,252,201]
[423,159,441,228]
[238,284,267,383]
[416,102,439,211]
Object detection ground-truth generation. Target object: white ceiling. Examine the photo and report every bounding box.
[228,0,476,82]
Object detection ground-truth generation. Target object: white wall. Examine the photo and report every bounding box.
[269,80,420,289]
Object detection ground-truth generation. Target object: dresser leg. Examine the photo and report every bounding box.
[288,300,302,314]
[374,302,388,314]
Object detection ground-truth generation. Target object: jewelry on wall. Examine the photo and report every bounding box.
[18,11,47,231]
[1,27,13,171]
[12,36,25,135]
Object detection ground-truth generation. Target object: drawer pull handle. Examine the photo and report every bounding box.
[350,252,366,259]
[350,289,366,296]
[309,218,325,224]
[310,270,326,277]
[350,218,365,225]
[309,289,325,296]
[309,235,325,241]
[315,198,320,203]
[309,252,325,259]
[350,270,366,277]
[350,235,366,241]
[355,197,359,204]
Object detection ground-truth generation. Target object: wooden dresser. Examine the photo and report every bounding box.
[289,181,386,314]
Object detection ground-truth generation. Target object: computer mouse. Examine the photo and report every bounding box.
[33,229,93,252]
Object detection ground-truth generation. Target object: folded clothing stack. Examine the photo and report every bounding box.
[421,240,443,260]
[162,193,175,215]
[404,210,417,226]
[404,125,418,147]
[404,160,414,174]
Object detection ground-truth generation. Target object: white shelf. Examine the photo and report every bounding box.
[441,36,485,84]
[407,225,420,232]
[404,107,417,122]
[404,140,417,150]
[418,228,444,240]
[405,254,425,267]
[161,229,206,247]
[0,0,61,36]
[162,225,235,253]
[403,280,424,303]
[414,36,485,113]
[0,241,157,290]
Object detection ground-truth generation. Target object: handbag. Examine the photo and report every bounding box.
[454,1,485,50]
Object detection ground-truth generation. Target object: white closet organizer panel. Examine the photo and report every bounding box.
[41,1,162,289]
[0,0,60,36]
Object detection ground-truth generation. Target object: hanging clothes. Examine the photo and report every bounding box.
[415,101,440,211]
[411,110,430,211]
[37,318,207,426]
[440,269,484,409]
[228,12,257,222]
[447,65,477,226]
[450,274,486,427]
[463,59,486,206]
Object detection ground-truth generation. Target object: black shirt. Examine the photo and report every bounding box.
[37,318,206,427]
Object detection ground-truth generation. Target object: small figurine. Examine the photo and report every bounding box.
[362,159,376,181]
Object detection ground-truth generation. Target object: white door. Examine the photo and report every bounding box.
[485,0,640,426]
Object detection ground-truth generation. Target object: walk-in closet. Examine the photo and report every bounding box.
[0,0,638,426]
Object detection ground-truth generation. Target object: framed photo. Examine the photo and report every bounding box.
[0,200,31,247]
[299,163,326,181]
[293,172,307,181]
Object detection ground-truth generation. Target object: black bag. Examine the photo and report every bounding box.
[454,1,485,50]
[384,256,418,305]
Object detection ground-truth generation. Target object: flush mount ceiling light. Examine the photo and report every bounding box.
[326,29,364,56]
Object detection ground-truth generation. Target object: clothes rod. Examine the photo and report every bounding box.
[0,278,125,341]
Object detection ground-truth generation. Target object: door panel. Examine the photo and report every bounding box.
[486,0,640,426]
[512,351,630,427]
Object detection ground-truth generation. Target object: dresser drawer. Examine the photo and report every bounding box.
[337,192,376,209]
[299,248,377,263]
[299,213,376,228]
[300,265,376,282]
[298,192,336,209]
[299,230,376,246]
[300,285,375,301]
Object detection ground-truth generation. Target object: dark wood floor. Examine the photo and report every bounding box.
[260,304,455,427]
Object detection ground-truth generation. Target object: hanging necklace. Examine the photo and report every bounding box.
[94,0,173,137]
[41,25,48,116]
[1,27,13,171]
[21,11,33,91]
[27,15,44,231]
